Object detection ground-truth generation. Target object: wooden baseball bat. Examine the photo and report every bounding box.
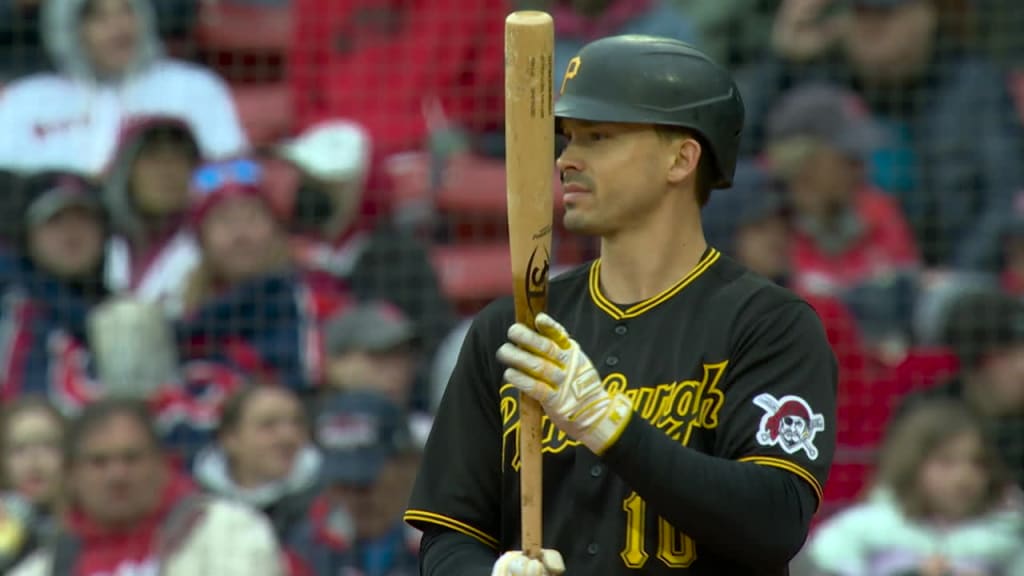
[504,10,554,560]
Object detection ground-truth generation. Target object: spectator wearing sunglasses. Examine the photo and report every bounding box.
[171,159,352,445]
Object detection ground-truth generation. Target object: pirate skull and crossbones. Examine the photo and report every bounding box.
[753,393,826,460]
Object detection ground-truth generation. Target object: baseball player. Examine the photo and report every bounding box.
[405,35,837,575]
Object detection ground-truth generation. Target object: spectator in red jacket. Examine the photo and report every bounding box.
[8,398,285,576]
[765,83,921,298]
[288,0,508,159]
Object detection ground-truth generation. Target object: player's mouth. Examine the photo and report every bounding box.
[562,182,590,194]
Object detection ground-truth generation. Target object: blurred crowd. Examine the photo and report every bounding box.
[0,0,1023,574]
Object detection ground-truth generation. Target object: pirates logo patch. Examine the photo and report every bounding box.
[753,393,825,460]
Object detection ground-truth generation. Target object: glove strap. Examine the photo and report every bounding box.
[584,393,634,455]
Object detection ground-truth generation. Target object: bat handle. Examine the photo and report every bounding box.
[520,394,544,559]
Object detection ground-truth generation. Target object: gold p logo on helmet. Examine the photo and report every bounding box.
[560,56,582,95]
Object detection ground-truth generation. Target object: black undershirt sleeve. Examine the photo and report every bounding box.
[603,301,837,567]
[419,526,497,576]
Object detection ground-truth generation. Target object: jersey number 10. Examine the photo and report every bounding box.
[621,492,697,569]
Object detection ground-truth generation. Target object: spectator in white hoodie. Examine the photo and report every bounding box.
[0,0,246,176]
[807,398,1024,576]
[101,115,202,317]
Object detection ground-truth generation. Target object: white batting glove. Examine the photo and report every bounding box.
[497,313,633,455]
[492,550,566,576]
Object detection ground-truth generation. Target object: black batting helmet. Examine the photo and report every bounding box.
[555,35,745,189]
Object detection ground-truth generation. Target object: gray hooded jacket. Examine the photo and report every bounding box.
[42,0,163,84]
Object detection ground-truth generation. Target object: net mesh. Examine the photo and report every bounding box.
[0,0,1022,572]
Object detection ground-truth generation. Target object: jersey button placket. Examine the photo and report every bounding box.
[590,465,603,478]
[604,355,619,367]
[587,542,600,555]
[614,324,627,335]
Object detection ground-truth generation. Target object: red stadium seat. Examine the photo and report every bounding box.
[232,83,292,147]
[196,2,292,53]
[431,243,512,309]
[196,2,291,82]
[436,154,563,216]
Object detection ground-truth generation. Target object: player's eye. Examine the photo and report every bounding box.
[555,134,569,155]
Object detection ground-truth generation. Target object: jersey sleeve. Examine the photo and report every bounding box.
[403,299,512,551]
[713,300,838,508]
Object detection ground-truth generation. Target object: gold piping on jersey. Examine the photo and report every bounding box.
[588,248,721,320]
[402,510,500,549]
[737,456,824,508]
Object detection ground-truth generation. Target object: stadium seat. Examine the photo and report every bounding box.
[232,83,292,147]
[195,2,292,53]
[431,243,512,310]
[436,154,563,216]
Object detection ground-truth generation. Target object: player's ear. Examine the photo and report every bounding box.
[666,137,701,186]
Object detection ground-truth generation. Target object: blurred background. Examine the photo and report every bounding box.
[0,0,1023,574]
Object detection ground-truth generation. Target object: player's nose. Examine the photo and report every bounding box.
[555,146,584,173]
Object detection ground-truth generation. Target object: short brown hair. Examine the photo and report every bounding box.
[64,398,163,467]
[875,399,1008,519]
[654,126,714,207]
[216,383,305,440]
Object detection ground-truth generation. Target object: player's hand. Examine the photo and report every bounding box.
[492,549,566,576]
[497,313,633,455]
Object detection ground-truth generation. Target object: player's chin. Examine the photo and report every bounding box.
[562,210,601,235]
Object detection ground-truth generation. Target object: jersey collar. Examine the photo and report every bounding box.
[588,247,720,320]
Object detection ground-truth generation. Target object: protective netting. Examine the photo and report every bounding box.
[0,0,1023,574]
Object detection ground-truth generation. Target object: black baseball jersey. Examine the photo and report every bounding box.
[406,248,837,574]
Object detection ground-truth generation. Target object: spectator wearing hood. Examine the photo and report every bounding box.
[0,0,246,176]
[287,391,421,576]
[193,384,322,542]
[170,158,351,445]
[0,171,106,413]
[765,83,920,299]
[279,122,455,412]
[9,397,286,576]
[102,116,203,318]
